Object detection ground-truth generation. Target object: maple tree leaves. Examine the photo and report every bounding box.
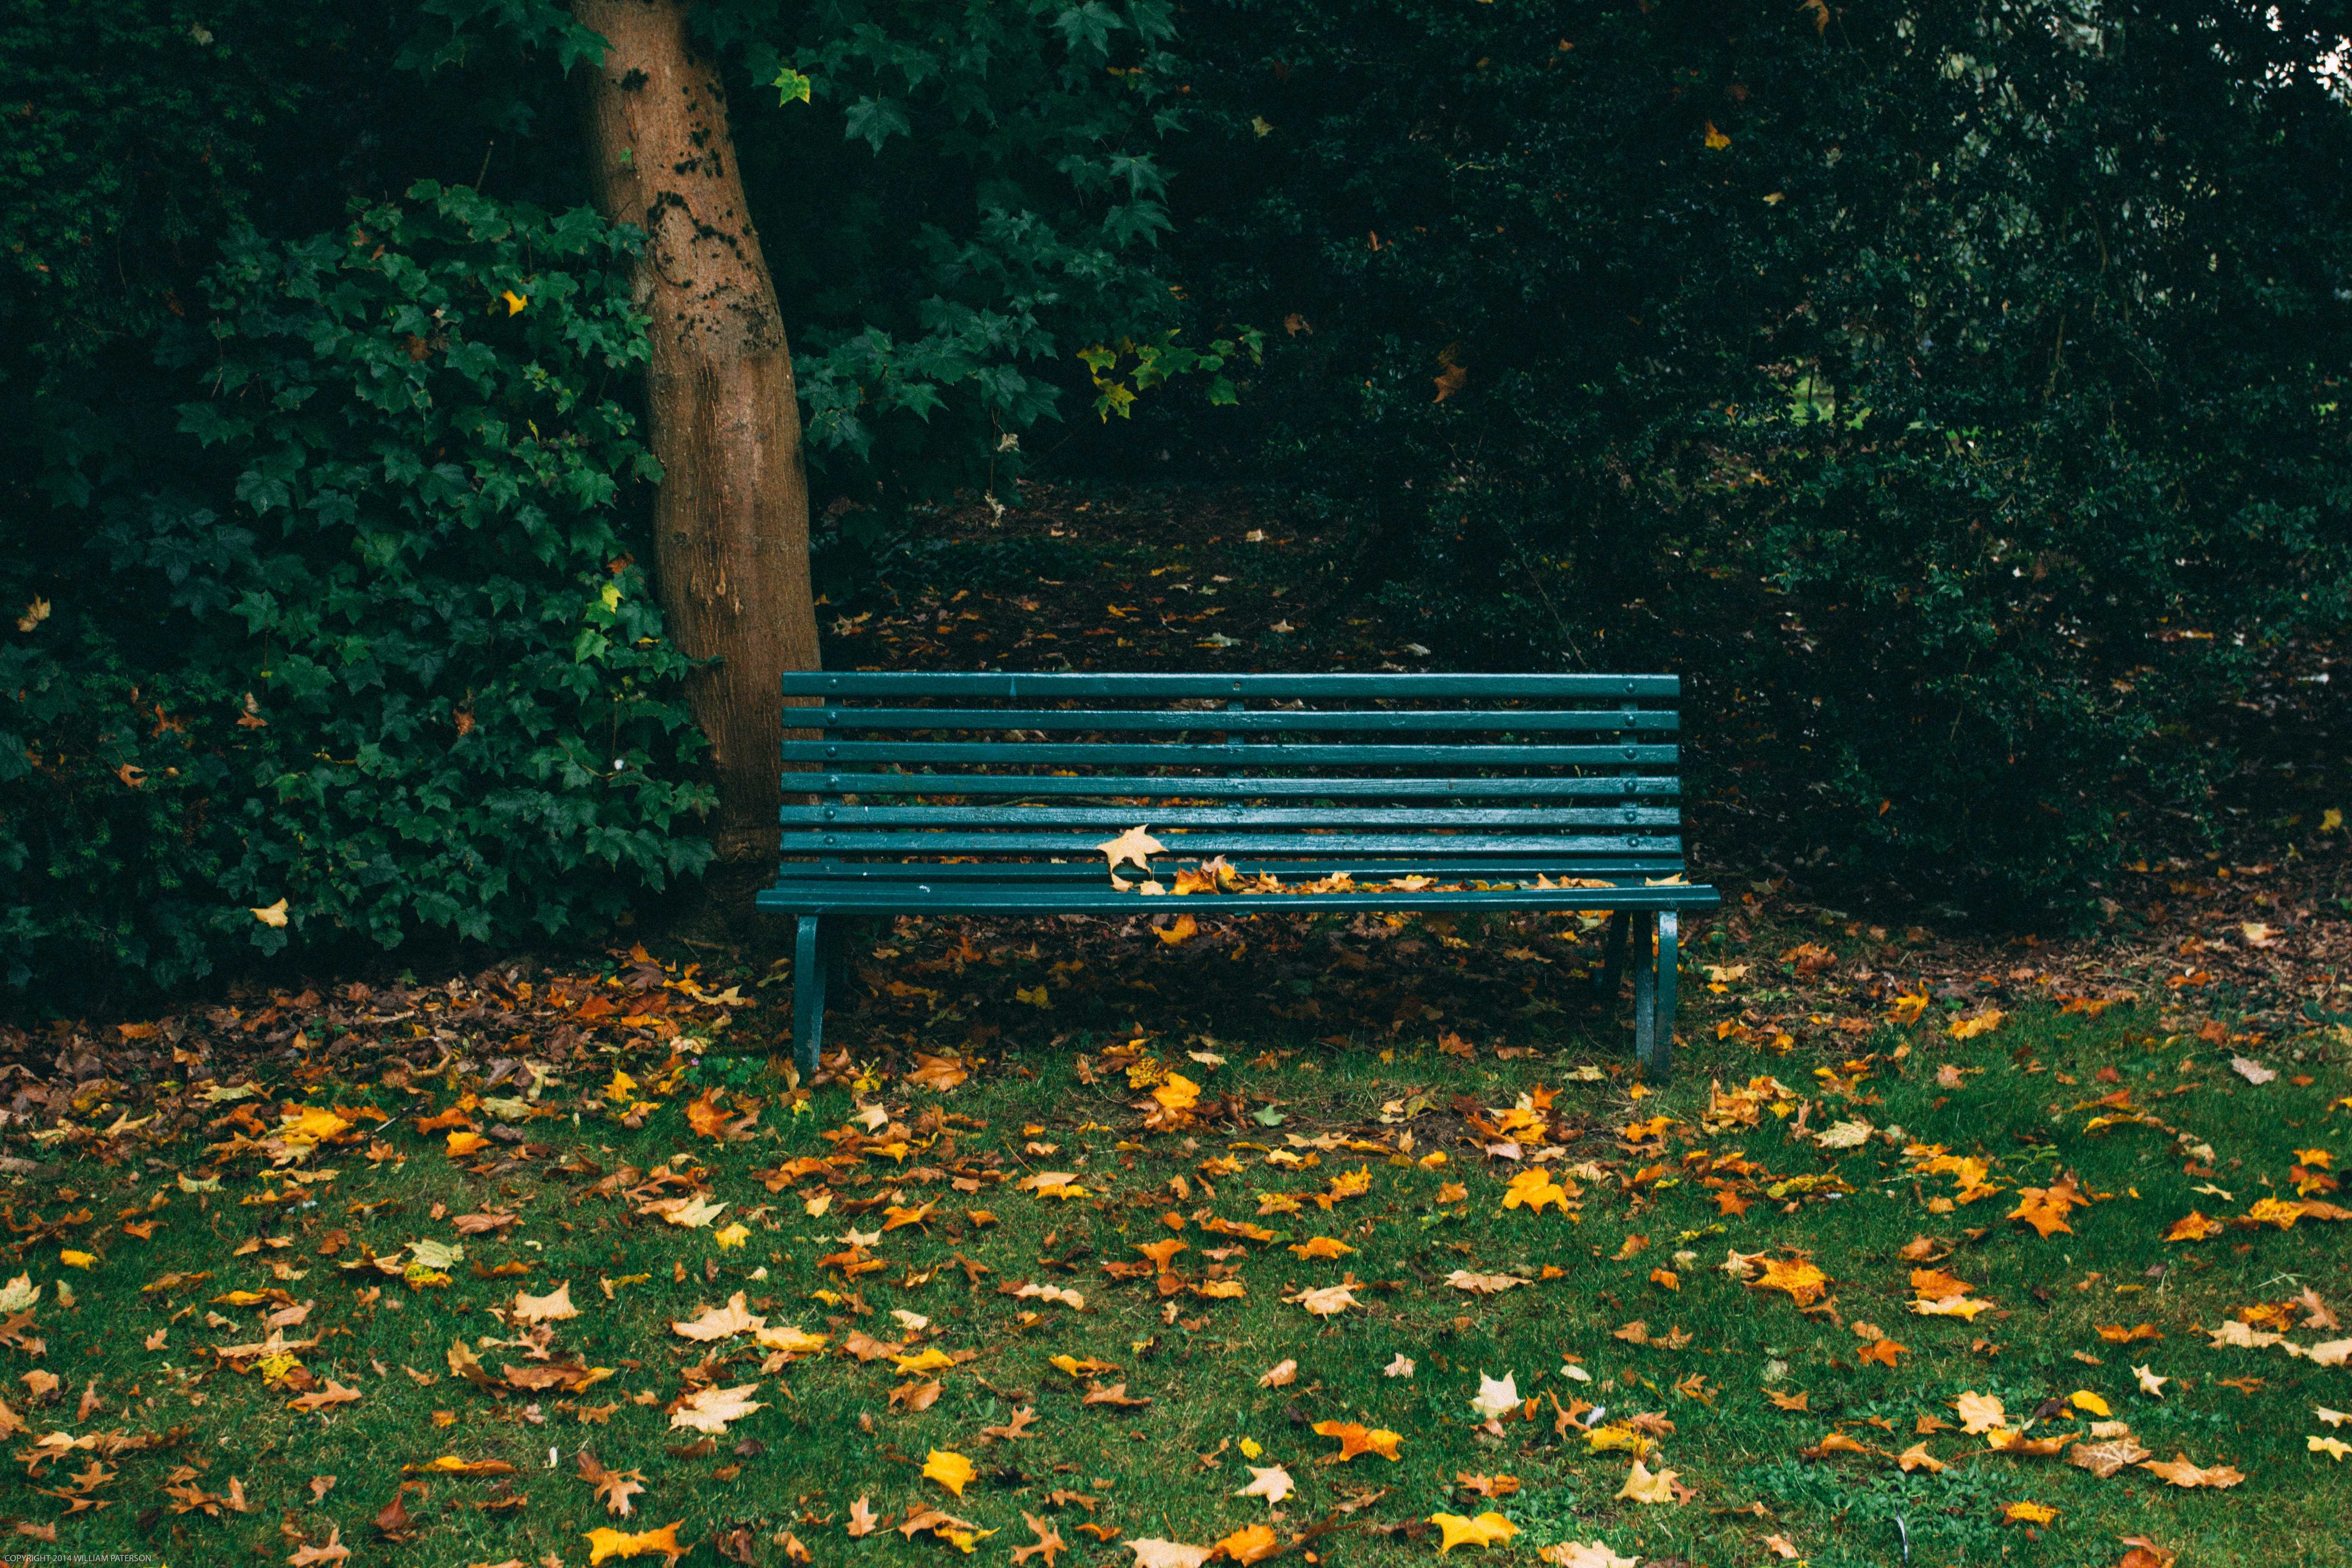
[1311,1421,1402,1462]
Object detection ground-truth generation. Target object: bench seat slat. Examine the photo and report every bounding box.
[776,858,1687,882]
[786,673,1678,699]
[780,805,1680,829]
[789,772,1681,799]
[783,741,1679,767]
[778,831,1678,856]
[759,882,1719,915]
[813,706,1677,734]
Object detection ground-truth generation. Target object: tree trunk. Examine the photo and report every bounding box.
[573,0,816,922]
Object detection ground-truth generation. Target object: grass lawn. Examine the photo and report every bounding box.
[19,923,2352,1568]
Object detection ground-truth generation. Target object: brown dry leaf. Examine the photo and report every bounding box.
[980,1407,1039,1441]
[1013,1513,1068,1566]
[669,1383,767,1436]
[513,1282,578,1324]
[673,1291,761,1342]
[1764,1390,1810,1411]
[1126,1540,1214,1568]
[1445,1269,1531,1295]
[1455,1472,1520,1498]
[1236,1465,1294,1506]
[1257,1359,1298,1387]
[288,1380,361,1412]
[287,1526,353,1567]
[1082,1381,1151,1409]
[2068,1438,2152,1479]
[848,1496,883,1537]
[577,1450,647,1518]
[2139,1452,2245,1489]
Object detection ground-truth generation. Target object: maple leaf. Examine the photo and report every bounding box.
[584,1522,688,1565]
[909,1053,970,1093]
[2068,1437,2152,1478]
[1613,1459,1679,1504]
[1312,1420,1403,1461]
[1468,1371,1520,1421]
[2132,1364,2170,1398]
[673,1290,762,1342]
[1455,1472,1520,1498]
[1894,1442,1944,1473]
[1049,1354,1120,1377]
[848,1496,883,1537]
[2311,1436,2352,1462]
[1953,1392,2007,1434]
[2069,1390,2111,1417]
[924,1448,978,1497]
[1765,1389,1810,1411]
[1384,1354,1416,1378]
[2163,1210,2224,1242]
[2007,1180,2082,1238]
[404,1456,520,1477]
[578,1450,647,1517]
[2000,1502,2057,1526]
[1127,1541,1214,1568]
[1539,1545,1637,1568]
[1235,1465,1294,1506]
[1287,1284,1357,1316]
[1429,1513,1518,1553]
[1501,1169,1568,1214]
[1288,1236,1354,1259]
[1911,1293,1996,1320]
[669,1382,766,1435]
[1258,1359,1298,1387]
[513,1281,578,1323]
[1749,1257,1828,1307]
[1014,1513,1069,1566]
[2139,1452,2244,1489]
[286,1525,351,1566]
[1097,826,1165,874]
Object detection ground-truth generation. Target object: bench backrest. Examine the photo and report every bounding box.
[775,673,1685,883]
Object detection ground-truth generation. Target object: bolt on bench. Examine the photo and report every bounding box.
[759,673,1718,1079]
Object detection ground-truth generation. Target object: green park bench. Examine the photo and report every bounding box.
[759,673,1717,1081]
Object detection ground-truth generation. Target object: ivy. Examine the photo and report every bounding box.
[0,183,709,993]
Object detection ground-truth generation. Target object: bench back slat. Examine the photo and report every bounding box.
[794,772,1679,799]
[807,706,1676,733]
[786,672,1676,699]
[783,740,1678,767]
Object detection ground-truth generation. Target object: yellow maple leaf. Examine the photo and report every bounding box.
[1702,121,1731,150]
[1312,1420,1401,1461]
[1429,1514,1518,1553]
[1749,1257,1828,1307]
[2001,1502,2057,1525]
[924,1448,978,1497]
[584,1521,685,1564]
[250,899,289,928]
[58,1250,95,1270]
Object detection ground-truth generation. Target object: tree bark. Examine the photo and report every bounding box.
[573,0,816,917]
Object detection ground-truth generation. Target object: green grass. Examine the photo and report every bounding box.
[23,982,2352,1568]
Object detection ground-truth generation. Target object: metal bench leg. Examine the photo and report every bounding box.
[793,915,828,1080]
[1631,911,1657,1068]
[1595,911,1630,1004]
[1642,909,1678,1082]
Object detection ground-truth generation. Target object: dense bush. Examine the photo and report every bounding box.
[1155,0,2352,916]
[0,185,710,993]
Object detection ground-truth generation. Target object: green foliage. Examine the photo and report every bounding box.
[1081,326,1265,420]
[0,184,710,994]
[1152,0,2352,918]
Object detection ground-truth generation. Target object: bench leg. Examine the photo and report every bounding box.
[1595,911,1630,1004]
[793,914,828,1081]
[1631,911,1657,1068]
[1641,909,1678,1082]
